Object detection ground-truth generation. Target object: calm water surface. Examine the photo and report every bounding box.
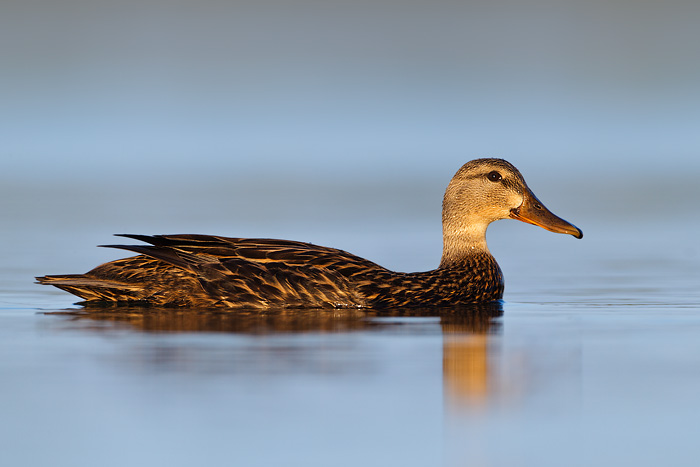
[1,187,699,467]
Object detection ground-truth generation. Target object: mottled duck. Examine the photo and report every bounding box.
[37,159,582,308]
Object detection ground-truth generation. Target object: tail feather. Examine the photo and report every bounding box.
[36,274,139,288]
[36,244,212,305]
[36,274,145,302]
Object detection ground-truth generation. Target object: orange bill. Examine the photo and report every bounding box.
[509,190,583,239]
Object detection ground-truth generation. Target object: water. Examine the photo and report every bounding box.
[2,177,700,467]
[4,0,700,463]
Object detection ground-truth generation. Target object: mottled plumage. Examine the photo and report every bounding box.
[37,159,582,308]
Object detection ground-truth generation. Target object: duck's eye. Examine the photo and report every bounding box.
[487,171,502,182]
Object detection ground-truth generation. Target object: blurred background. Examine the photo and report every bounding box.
[2,0,699,292]
[2,3,700,466]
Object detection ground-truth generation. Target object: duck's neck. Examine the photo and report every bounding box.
[439,215,491,268]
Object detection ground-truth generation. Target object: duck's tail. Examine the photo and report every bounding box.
[35,274,146,303]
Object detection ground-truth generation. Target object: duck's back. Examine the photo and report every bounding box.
[37,234,504,308]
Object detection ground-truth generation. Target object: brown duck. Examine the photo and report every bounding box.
[37,159,582,308]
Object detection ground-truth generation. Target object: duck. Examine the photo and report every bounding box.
[36,158,582,308]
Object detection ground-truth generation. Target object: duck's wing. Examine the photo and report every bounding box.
[105,234,385,275]
[118,234,389,307]
[38,234,387,307]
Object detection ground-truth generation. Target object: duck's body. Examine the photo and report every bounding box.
[37,159,582,308]
[39,234,503,308]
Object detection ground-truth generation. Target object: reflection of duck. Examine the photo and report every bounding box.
[47,302,503,335]
[49,303,503,407]
[443,308,503,407]
[37,159,582,308]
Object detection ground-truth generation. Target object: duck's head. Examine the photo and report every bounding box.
[441,158,582,265]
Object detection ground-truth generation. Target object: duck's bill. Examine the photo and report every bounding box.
[509,192,583,239]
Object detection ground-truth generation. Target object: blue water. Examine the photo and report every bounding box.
[3,1,700,464]
[2,178,699,466]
